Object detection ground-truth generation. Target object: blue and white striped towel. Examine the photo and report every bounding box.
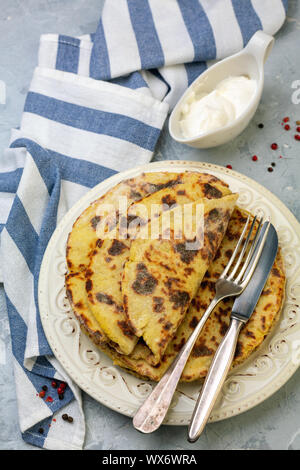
[0,0,288,450]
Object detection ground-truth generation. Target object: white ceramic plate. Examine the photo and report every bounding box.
[38,161,300,425]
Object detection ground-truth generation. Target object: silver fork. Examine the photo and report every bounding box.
[133,215,266,434]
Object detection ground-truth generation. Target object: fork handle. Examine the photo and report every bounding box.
[133,297,220,434]
[188,317,243,442]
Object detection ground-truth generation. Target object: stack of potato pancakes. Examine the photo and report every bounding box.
[65,172,285,382]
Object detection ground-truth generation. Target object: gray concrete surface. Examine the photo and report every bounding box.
[0,0,300,451]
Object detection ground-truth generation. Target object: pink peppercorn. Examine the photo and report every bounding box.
[271,143,278,150]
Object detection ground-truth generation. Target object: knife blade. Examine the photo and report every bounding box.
[188,221,278,442]
[231,221,278,322]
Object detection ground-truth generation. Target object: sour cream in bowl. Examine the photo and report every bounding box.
[169,31,274,149]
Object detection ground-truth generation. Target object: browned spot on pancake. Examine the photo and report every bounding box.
[207,208,220,222]
[200,280,216,292]
[218,306,231,317]
[108,239,127,256]
[153,297,164,313]
[96,292,114,305]
[192,343,214,357]
[132,263,158,295]
[85,279,93,292]
[234,341,243,358]
[75,301,83,309]
[85,268,93,278]
[96,239,104,248]
[174,242,199,264]
[262,288,272,296]
[105,257,112,263]
[158,337,168,349]
[184,267,194,276]
[67,260,73,269]
[117,320,135,338]
[164,277,180,290]
[261,316,266,328]
[189,316,198,329]
[220,322,228,336]
[66,288,73,301]
[144,250,153,263]
[225,249,233,259]
[161,194,177,207]
[130,189,142,200]
[245,330,256,339]
[123,294,128,313]
[163,321,173,331]
[150,176,182,192]
[264,303,272,311]
[177,189,186,196]
[207,231,217,250]
[272,267,281,277]
[169,290,190,309]
[226,230,240,241]
[204,183,222,199]
[91,216,101,230]
[173,338,186,352]
[159,262,172,271]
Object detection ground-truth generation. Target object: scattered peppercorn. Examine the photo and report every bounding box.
[46,396,53,403]
[39,390,46,398]
[284,124,290,130]
[51,381,58,388]
[57,387,63,395]
[67,416,73,423]
[62,414,69,421]
[226,164,232,169]
[296,120,300,125]
[58,394,64,400]
[42,385,48,392]
[283,117,290,123]
[295,134,300,141]
[38,428,44,434]
[258,123,264,129]
[271,162,276,167]
[60,382,67,390]
[268,167,274,172]
[252,155,258,161]
[271,143,278,150]
[297,126,300,133]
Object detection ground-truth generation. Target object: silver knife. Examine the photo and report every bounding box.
[188,221,278,442]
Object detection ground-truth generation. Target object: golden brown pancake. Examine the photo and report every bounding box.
[66,172,185,344]
[96,207,285,381]
[122,194,238,363]
[81,172,232,355]
[65,172,285,383]
[66,172,184,273]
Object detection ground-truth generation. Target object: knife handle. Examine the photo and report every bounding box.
[188,317,243,442]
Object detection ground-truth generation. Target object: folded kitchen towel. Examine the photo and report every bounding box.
[0,0,288,450]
